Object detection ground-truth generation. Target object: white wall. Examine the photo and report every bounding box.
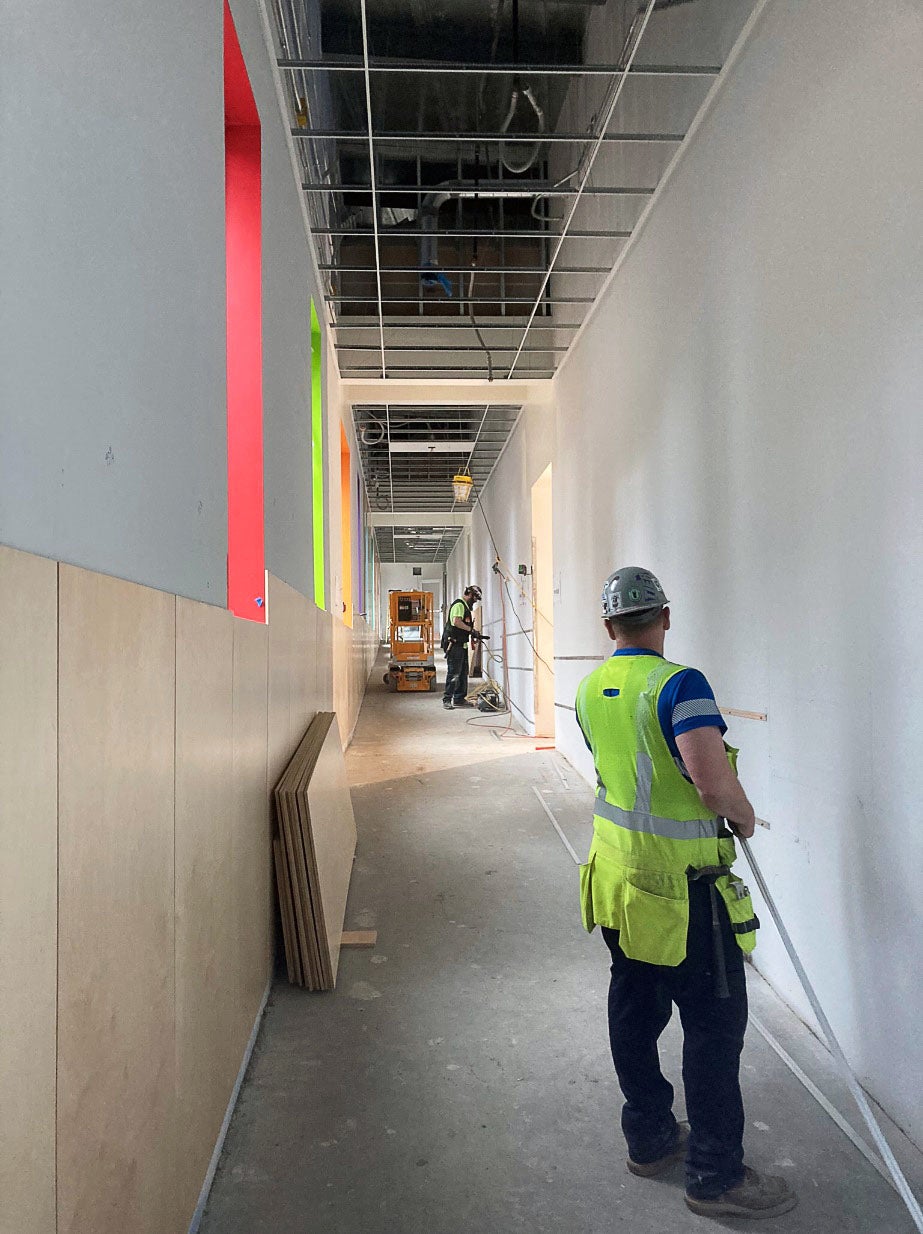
[446,397,554,733]
[380,563,443,639]
[453,0,923,1146]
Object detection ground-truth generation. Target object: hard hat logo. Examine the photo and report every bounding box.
[601,566,669,620]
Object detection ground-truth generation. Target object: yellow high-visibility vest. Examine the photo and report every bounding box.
[576,653,758,966]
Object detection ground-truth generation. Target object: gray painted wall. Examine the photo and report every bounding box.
[0,0,324,605]
[0,0,228,602]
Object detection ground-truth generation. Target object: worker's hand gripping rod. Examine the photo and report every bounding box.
[740,837,923,1232]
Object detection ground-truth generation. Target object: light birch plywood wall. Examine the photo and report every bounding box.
[0,548,377,1234]
[0,547,57,1234]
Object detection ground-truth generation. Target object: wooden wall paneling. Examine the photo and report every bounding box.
[332,616,350,745]
[174,597,237,1224]
[315,607,334,712]
[0,546,58,1234]
[291,590,314,742]
[232,617,271,1031]
[267,573,296,790]
[57,565,178,1234]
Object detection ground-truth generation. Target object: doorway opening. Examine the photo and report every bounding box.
[531,465,555,739]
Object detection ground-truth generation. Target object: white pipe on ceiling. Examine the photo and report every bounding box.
[506,0,658,380]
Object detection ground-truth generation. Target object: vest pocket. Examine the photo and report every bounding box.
[620,874,689,967]
[717,875,759,954]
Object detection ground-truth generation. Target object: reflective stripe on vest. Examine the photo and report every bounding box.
[594,785,720,842]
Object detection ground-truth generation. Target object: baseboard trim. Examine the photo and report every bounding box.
[187,977,272,1234]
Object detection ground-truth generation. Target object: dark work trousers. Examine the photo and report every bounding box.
[601,880,747,1200]
[443,641,469,703]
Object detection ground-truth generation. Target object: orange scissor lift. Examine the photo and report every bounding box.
[383,590,438,692]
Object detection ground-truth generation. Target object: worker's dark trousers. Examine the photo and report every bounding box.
[443,642,469,703]
[601,881,747,1200]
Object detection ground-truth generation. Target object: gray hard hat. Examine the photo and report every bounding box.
[601,566,668,621]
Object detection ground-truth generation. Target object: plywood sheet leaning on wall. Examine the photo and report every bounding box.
[273,712,357,989]
[57,565,178,1234]
[0,546,58,1234]
[306,712,357,984]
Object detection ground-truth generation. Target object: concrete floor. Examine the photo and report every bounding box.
[201,656,923,1234]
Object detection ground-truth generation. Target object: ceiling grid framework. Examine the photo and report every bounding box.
[269,0,759,559]
[270,0,758,388]
[356,402,520,561]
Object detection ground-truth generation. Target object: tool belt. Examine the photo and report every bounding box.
[687,864,733,1000]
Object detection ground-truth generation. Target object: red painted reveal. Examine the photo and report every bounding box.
[225,1,265,622]
[224,2,259,125]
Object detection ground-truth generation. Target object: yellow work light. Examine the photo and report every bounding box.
[452,472,473,503]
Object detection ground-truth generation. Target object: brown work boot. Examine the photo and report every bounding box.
[685,1167,797,1218]
[627,1122,690,1178]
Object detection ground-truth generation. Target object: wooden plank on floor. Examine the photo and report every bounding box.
[341,930,377,948]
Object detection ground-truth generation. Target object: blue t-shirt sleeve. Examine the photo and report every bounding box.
[657,668,726,761]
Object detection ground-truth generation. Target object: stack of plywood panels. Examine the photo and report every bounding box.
[273,711,357,990]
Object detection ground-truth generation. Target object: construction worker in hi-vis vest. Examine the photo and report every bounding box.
[575,567,797,1220]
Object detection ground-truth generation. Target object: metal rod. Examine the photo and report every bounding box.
[311,227,631,239]
[321,265,609,274]
[292,128,686,144]
[333,321,583,330]
[302,183,654,196]
[358,0,385,377]
[740,839,923,1232]
[509,0,657,378]
[279,58,721,77]
[327,295,593,304]
[337,344,569,352]
[384,402,395,511]
[342,365,555,373]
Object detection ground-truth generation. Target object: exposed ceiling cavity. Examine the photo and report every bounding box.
[352,397,518,562]
[354,401,521,509]
[273,0,758,382]
[373,524,463,565]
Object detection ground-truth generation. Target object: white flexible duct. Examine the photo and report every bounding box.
[499,84,545,175]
